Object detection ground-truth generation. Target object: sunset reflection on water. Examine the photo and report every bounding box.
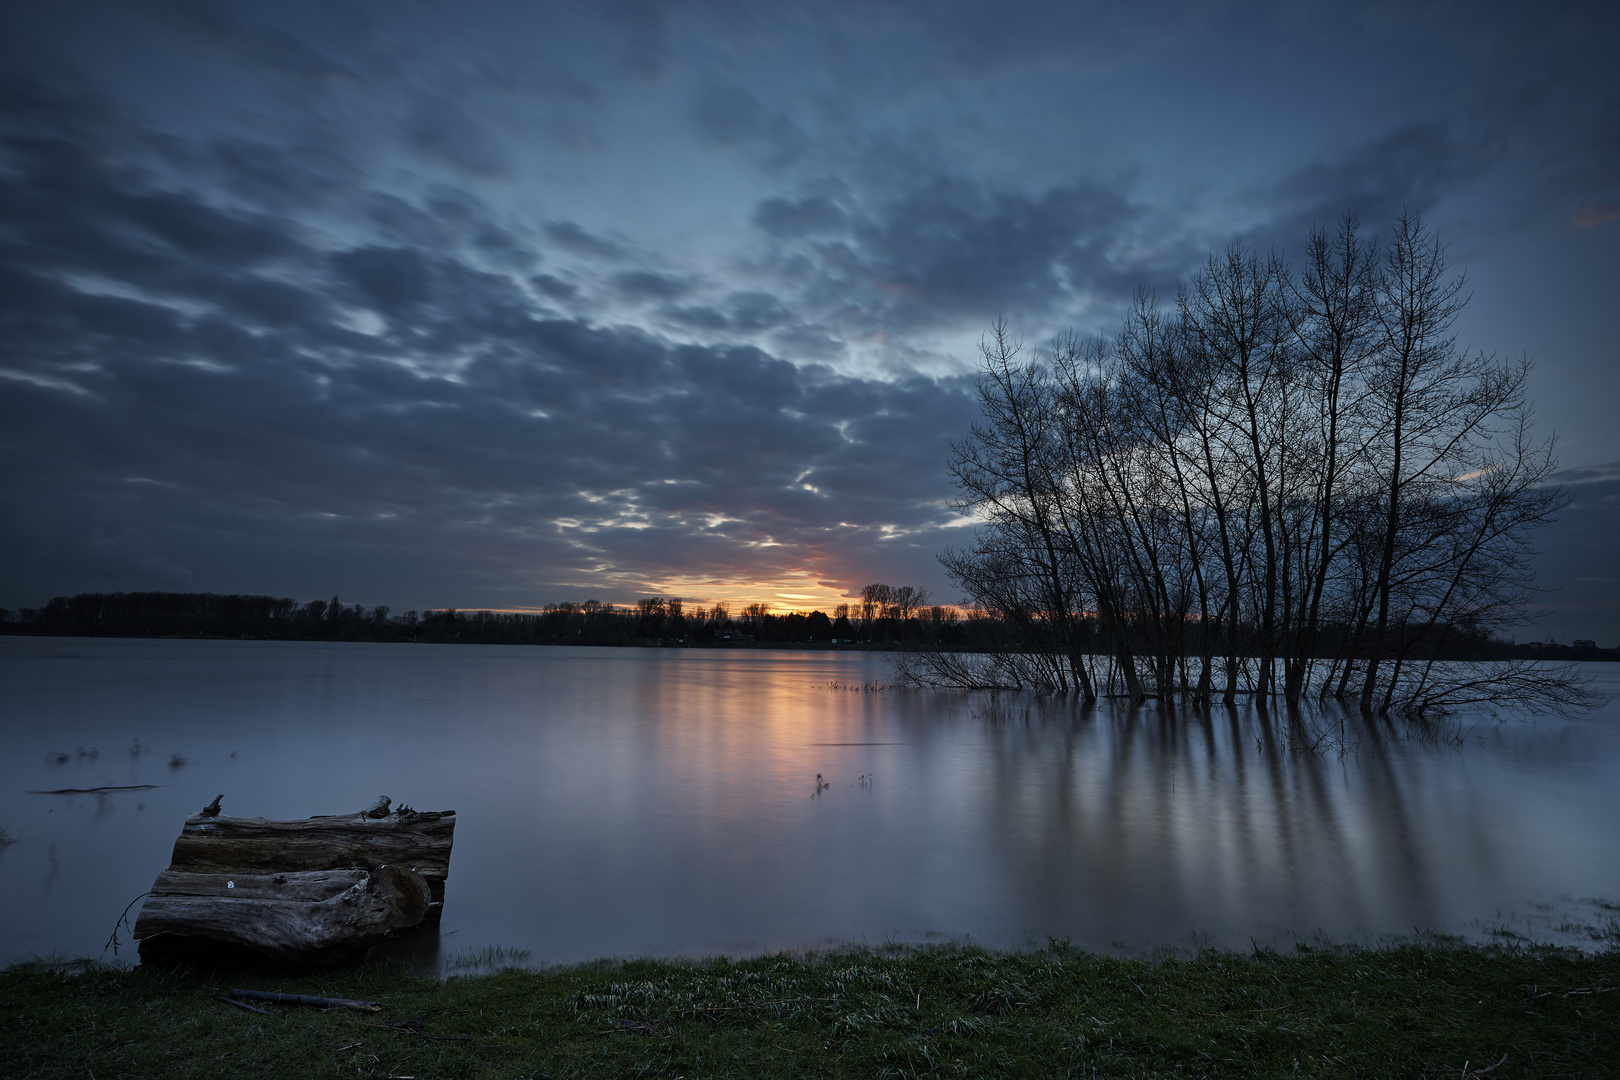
[1,637,1616,967]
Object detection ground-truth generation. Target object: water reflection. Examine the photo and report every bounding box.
[0,637,1615,966]
[968,699,1436,947]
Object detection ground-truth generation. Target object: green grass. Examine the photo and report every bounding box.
[3,942,1617,1078]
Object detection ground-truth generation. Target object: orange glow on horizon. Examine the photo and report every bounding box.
[636,577,858,614]
[478,573,867,616]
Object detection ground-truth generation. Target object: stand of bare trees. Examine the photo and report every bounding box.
[903,212,1598,716]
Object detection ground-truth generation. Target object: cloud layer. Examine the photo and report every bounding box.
[1,0,1616,637]
[0,71,983,608]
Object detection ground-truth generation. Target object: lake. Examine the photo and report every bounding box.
[2,636,1617,969]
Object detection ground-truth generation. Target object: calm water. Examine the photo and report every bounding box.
[2,636,1617,968]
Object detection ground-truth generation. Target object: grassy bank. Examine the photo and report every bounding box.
[3,943,1617,1078]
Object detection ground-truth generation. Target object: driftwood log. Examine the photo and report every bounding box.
[134,797,456,966]
[135,867,429,966]
[164,807,456,920]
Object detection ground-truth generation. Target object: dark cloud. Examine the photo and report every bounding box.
[599,0,675,77]
[1532,464,1620,644]
[854,177,1141,310]
[331,247,435,318]
[141,0,358,83]
[768,324,845,361]
[204,137,358,210]
[748,174,1155,339]
[530,273,579,301]
[407,95,510,176]
[667,305,732,331]
[753,196,848,238]
[692,82,807,165]
[1274,123,1480,216]
[611,270,693,303]
[1254,123,1491,250]
[544,220,626,260]
[1550,462,1620,487]
[726,291,791,331]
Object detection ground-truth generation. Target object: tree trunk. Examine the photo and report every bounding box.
[135,866,430,967]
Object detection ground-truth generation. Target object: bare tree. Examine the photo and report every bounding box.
[942,319,1098,697]
[911,211,1595,718]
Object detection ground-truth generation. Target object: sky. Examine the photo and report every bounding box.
[1,0,1616,640]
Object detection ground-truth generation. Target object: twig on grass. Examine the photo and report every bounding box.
[1523,984,1616,1001]
[1562,985,1617,997]
[1434,1054,1509,1079]
[214,995,272,1016]
[230,988,382,1012]
[361,1019,472,1042]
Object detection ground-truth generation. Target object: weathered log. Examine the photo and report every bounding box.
[135,801,456,967]
[134,865,429,967]
[165,808,455,925]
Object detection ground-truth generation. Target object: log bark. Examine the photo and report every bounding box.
[165,809,455,925]
[134,866,429,967]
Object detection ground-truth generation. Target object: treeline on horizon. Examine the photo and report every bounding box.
[0,585,972,648]
[0,587,1609,662]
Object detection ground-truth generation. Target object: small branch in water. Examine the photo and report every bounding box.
[102,891,152,960]
[28,785,159,795]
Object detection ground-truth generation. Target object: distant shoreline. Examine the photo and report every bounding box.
[2,630,1614,664]
[4,591,1614,662]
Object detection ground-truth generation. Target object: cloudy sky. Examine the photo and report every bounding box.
[2,0,1617,639]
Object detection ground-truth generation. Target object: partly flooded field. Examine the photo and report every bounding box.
[2,637,1616,968]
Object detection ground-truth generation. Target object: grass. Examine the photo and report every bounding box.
[2,942,1617,1078]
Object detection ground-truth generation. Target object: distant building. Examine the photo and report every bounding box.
[1573,639,1597,650]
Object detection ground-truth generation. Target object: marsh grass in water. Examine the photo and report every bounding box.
[441,945,536,978]
[4,942,1618,1078]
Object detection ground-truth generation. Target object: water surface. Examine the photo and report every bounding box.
[1,637,1616,967]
